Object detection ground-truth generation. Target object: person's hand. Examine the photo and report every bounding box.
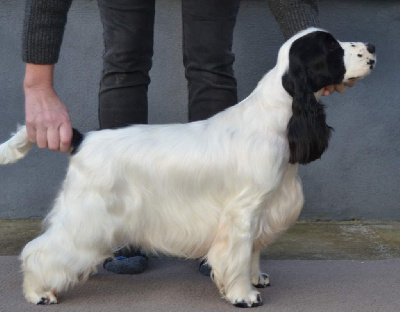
[24,64,73,153]
[322,81,356,96]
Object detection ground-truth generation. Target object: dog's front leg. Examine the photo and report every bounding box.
[207,205,262,308]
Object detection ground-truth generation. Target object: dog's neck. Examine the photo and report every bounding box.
[250,66,294,114]
[209,66,325,137]
[211,67,294,135]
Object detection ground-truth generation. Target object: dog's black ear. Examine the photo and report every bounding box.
[282,31,348,164]
[286,73,332,165]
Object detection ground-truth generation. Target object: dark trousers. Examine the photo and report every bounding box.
[97,0,240,129]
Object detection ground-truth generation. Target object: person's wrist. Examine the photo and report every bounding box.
[23,81,55,94]
[23,64,55,91]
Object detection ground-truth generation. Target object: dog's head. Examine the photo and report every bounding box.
[279,28,376,164]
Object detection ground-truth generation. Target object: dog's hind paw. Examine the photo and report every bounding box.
[26,290,58,305]
[252,273,270,288]
[37,291,58,305]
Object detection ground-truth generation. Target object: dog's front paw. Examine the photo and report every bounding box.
[227,290,262,308]
[25,290,58,305]
[252,273,270,288]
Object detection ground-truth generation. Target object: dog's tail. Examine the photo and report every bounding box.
[0,125,33,164]
[0,126,84,165]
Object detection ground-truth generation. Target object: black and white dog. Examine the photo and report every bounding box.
[0,28,375,307]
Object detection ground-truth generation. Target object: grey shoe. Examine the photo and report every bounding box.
[103,246,148,274]
[199,259,212,276]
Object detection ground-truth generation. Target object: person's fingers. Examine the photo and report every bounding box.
[24,88,72,152]
[323,81,355,96]
[323,85,335,96]
[334,84,346,93]
[36,127,48,149]
[26,123,37,143]
[344,80,356,88]
[47,127,60,151]
[59,122,73,153]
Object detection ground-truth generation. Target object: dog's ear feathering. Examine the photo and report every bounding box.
[287,78,332,165]
[284,69,332,165]
[282,31,345,165]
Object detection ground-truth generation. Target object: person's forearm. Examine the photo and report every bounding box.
[23,0,73,64]
[24,64,55,90]
[267,0,320,39]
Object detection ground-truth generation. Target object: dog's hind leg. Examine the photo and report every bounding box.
[21,226,110,304]
[21,232,71,305]
[22,253,59,305]
[21,189,116,304]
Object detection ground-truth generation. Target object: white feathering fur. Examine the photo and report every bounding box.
[0,126,32,164]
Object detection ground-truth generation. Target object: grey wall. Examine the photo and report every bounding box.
[0,0,399,220]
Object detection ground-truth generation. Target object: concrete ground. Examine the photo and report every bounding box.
[1,220,399,311]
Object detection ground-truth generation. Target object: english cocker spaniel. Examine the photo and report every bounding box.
[0,28,376,307]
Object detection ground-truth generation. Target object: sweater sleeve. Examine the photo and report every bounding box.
[266,0,320,40]
[22,0,73,64]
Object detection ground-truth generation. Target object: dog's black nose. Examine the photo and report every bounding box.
[366,43,376,54]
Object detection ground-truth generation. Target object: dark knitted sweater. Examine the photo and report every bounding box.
[22,0,319,64]
[23,0,73,64]
[266,0,319,40]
